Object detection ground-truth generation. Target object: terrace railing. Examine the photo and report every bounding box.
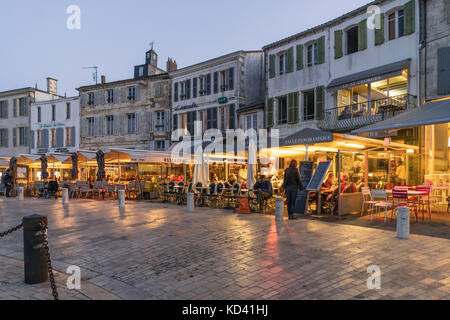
[318,94,417,132]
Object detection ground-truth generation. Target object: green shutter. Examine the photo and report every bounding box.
[317,36,325,64]
[267,98,274,128]
[287,47,294,73]
[288,93,298,124]
[315,86,325,120]
[269,55,276,79]
[375,13,385,46]
[293,92,299,124]
[358,19,367,51]
[334,30,343,59]
[404,0,415,35]
[296,44,304,70]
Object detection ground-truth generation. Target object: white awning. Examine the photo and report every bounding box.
[18,154,42,162]
[78,150,98,160]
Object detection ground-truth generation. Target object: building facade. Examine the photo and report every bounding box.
[170,51,264,139]
[0,78,60,157]
[264,0,420,139]
[30,96,80,154]
[78,49,173,151]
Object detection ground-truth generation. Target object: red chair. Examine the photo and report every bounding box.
[415,186,432,221]
[392,190,418,222]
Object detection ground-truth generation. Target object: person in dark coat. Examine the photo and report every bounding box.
[253,175,273,213]
[283,160,303,220]
[4,169,12,197]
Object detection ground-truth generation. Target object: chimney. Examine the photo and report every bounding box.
[166,58,178,72]
[101,75,106,84]
[46,77,58,95]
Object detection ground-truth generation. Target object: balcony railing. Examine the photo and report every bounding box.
[317,94,417,132]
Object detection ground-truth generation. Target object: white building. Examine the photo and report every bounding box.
[30,96,80,154]
[263,0,419,139]
[170,51,265,138]
[0,78,61,157]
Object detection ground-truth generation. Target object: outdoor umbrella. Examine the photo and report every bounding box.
[96,150,105,181]
[40,155,49,180]
[202,155,210,186]
[71,152,78,181]
[246,143,257,190]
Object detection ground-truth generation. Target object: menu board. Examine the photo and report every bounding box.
[306,161,332,191]
[299,161,313,189]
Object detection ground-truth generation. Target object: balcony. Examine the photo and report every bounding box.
[318,94,417,132]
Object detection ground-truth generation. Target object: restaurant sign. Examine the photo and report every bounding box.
[282,128,333,146]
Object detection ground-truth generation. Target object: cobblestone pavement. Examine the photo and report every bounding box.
[0,197,449,300]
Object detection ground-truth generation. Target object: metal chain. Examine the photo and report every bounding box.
[38,221,59,300]
[0,223,23,238]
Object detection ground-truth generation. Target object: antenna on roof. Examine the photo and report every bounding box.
[82,66,98,84]
[35,82,38,89]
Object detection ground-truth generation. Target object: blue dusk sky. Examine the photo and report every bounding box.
[0,0,370,96]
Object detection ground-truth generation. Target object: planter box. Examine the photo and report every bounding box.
[340,192,363,215]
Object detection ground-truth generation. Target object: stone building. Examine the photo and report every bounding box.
[78,49,174,151]
[30,96,80,154]
[170,50,265,139]
[0,78,61,157]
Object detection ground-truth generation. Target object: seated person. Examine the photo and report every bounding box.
[253,175,273,212]
[322,173,335,190]
[229,174,237,185]
[340,174,356,193]
[211,173,219,183]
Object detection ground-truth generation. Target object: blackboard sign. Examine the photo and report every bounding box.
[306,161,332,192]
[299,161,313,189]
[294,190,309,215]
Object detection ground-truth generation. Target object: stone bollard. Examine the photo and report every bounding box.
[275,197,284,221]
[397,206,410,239]
[23,214,48,284]
[118,190,125,207]
[187,193,194,212]
[18,186,24,200]
[62,188,69,205]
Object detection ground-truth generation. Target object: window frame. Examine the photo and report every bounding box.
[127,113,136,134]
[303,90,316,121]
[106,115,114,136]
[87,118,95,137]
[277,96,288,125]
[127,87,136,101]
[87,92,95,106]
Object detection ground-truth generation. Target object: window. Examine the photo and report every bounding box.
[88,118,95,137]
[277,96,288,125]
[154,83,163,97]
[88,93,95,106]
[186,111,196,136]
[106,116,114,136]
[199,76,207,96]
[156,141,165,151]
[156,111,165,132]
[346,26,359,55]
[51,105,56,121]
[66,127,73,146]
[206,108,218,129]
[127,113,136,134]
[127,87,136,101]
[220,70,229,91]
[37,130,42,148]
[50,128,57,147]
[389,10,405,40]
[37,107,41,123]
[66,103,71,119]
[138,66,144,77]
[0,128,8,147]
[279,53,287,75]
[0,101,7,119]
[19,98,27,116]
[180,81,190,100]
[246,114,258,130]
[303,90,315,121]
[107,89,114,103]
[307,43,318,66]
[174,83,179,102]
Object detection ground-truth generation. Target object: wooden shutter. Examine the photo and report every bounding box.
[269,54,276,79]
[13,99,17,117]
[121,87,126,103]
[206,74,211,95]
[42,129,49,148]
[135,112,140,134]
[317,36,325,64]
[186,79,191,99]
[80,93,86,107]
[164,110,170,132]
[120,114,125,135]
[293,93,299,124]
[267,98,274,128]
[113,88,119,104]
[437,47,450,95]
[288,93,294,124]
[296,45,304,70]
[30,130,35,149]
[149,141,155,150]
[315,86,325,120]
[12,128,16,146]
[71,127,76,147]
[213,72,219,93]
[193,78,197,98]
[135,85,141,101]
[174,82,178,102]
[287,47,294,73]
[100,90,105,105]
[228,68,234,90]
[334,30,343,59]
[80,118,85,138]
[56,127,64,147]
[358,19,367,51]
[375,13,385,46]
[404,0,415,35]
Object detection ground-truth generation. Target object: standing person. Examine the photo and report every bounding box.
[283,160,303,220]
[394,160,406,186]
[3,169,12,197]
